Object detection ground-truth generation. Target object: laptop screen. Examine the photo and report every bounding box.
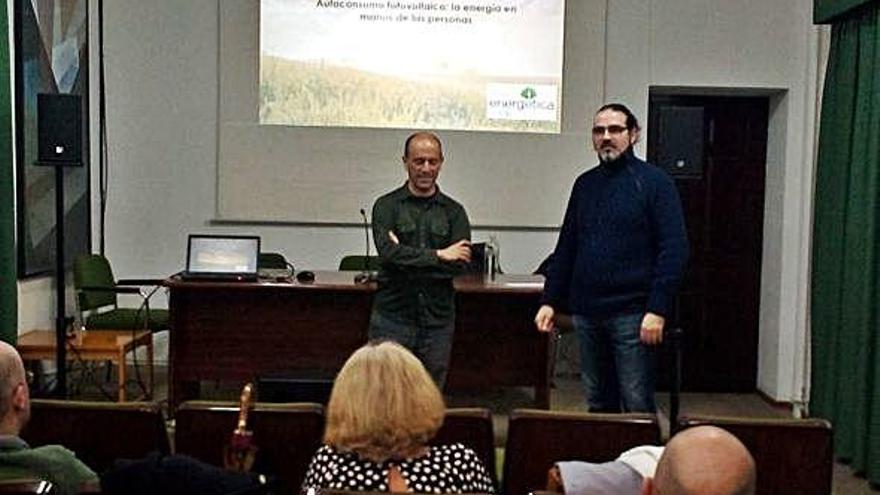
[186,235,260,276]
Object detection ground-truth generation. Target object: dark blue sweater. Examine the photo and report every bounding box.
[542,150,688,318]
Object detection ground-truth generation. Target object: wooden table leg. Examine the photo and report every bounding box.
[146,334,154,400]
[118,346,126,402]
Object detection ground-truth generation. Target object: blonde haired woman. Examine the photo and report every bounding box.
[302,341,494,493]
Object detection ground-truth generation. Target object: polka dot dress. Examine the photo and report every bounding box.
[303,443,495,493]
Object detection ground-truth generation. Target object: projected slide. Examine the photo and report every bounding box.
[259,0,565,133]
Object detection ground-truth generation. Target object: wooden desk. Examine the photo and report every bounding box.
[165,272,550,409]
[17,330,153,402]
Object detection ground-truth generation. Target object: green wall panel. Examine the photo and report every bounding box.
[0,0,16,344]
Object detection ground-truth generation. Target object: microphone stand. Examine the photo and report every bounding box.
[354,208,377,284]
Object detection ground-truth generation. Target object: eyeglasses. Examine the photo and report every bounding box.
[591,125,628,136]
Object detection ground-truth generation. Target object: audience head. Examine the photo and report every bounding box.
[324,340,445,463]
[0,340,31,435]
[642,425,755,495]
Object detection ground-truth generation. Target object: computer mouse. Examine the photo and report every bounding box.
[296,270,315,283]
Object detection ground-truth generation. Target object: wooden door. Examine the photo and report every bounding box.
[648,95,768,391]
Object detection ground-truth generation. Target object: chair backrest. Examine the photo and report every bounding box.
[678,415,833,495]
[258,252,290,270]
[20,399,170,473]
[433,408,497,489]
[174,401,324,495]
[73,254,117,311]
[502,409,661,495]
[338,255,380,271]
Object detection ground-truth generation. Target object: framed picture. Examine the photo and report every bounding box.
[15,0,91,277]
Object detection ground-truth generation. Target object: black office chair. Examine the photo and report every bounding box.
[72,254,168,333]
[338,255,380,271]
[258,252,292,270]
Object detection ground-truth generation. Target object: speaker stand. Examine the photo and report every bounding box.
[35,162,80,399]
[35,92,83,399]
[53,165,68,398]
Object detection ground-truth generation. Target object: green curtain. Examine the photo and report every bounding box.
[0,0,15,344]
[811,1,880,483]
[815,0,878,24]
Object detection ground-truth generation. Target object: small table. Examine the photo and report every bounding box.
[17,330,153,402]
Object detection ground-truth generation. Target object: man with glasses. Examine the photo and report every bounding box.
[535,103,688,413]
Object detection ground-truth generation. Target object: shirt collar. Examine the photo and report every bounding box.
[398,182,444,204]
[0,435,29,450]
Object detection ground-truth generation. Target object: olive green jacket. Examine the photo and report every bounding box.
[0,435,98,495]
[371,184,471,325]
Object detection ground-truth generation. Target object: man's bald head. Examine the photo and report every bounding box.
[645,426,756,495]
[0,341,30,434]
[403,131,443,160]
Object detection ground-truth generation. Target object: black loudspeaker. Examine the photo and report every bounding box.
[37,93,82,166]
[655,105,704,177]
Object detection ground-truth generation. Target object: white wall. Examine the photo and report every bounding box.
[603,0,821,402]
[17,278,56,331]
[96,0,565,279]
[216,0,603,228]
[17,0,823,402]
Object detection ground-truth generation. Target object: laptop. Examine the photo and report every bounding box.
[181,234,260,281]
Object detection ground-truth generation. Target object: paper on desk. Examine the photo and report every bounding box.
[502,282,545,288]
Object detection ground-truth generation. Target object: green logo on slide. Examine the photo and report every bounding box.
[520,87,537,99]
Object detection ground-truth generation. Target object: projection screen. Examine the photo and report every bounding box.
[260,0,565,133]
[217,0,605,227]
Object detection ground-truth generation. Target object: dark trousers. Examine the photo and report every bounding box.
[573,312,657,413]
[368,310,455,389]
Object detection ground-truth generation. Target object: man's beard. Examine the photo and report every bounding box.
[598,146,629,163]
[598,149,618,162]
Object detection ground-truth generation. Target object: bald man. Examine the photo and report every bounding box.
[369,132,471,388]
[641,426,756,495]
[0,341,98,493]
